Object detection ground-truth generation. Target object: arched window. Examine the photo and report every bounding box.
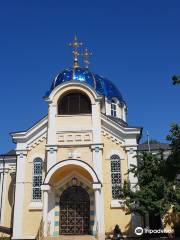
[32,158,42,200]
[110,155,121,199]
[58,92,91,115]
[111,100,117,117]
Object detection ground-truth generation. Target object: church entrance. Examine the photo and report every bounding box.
[59,186,90,235]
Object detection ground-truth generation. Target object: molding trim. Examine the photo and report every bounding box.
[29,201,42,210]
[47,81,102,104]
[12,236,36,240]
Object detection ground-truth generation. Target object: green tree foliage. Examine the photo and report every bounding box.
[120,124,180,217]
[166,124,180,180]
[172,75,180,85]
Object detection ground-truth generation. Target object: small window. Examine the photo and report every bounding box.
[58,92,91,115]
[32,158,42,200]
[111,100,117,117]
[110,155,121,199]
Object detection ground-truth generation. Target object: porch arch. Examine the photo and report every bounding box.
[43,159,101,185]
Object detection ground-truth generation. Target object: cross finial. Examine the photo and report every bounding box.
[68,34,83,68]
[82,48,92,68]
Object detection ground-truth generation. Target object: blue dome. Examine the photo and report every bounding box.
[47,67,125,103]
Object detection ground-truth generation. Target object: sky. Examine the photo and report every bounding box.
[0,0,180,153]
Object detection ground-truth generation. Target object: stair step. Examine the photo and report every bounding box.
[43,235,97,240]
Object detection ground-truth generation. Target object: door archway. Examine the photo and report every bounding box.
[59,186,90,235]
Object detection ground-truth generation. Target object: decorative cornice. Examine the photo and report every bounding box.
[101,129,124,145]
[28,134,46,150]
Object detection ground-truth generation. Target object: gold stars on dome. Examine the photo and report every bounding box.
[68,35,92,68]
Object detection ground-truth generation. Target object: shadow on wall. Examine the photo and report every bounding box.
[8,173,16,228]
[105,207,132,238]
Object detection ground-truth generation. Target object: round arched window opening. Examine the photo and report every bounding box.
[58,92,91,115]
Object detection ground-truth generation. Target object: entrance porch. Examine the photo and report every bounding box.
[41,159,104,239]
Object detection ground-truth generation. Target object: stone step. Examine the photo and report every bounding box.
[43,235,97,240]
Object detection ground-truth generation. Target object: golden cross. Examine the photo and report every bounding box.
[68,35,83,68]
[82,48,92,68]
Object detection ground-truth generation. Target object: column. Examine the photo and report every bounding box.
[0,169,8,226]
[48,190,55,236]
[93,183,105,240]
[12,150,27,239]
[91,101,105,239]
[41,184,51,237]
[93,189,99,235]
[0,171,3,224]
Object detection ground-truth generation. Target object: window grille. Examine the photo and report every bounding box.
[110,155,121,199]
[32,158,42,200]
[111,100,117,117]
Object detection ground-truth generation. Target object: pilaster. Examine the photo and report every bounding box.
[91,102,101,143]
[125,146,141,235]
[47,103,57,144]
[46,101,58,171]
[41,184,51,237]
[46,145,57,171]
[12,150,27,239]
[122,104,127,122]
[91,101,105,238]
[0,167,9,225]
[91,144,104,182]
[0,171,3,223]
[48,190,55,236]
[125,146,138,189]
